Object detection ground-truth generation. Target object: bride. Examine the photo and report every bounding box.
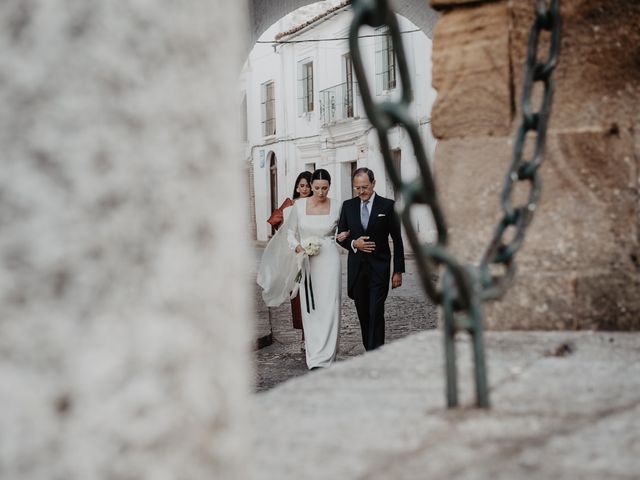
[288,169,348,369]
[258,168,347,369]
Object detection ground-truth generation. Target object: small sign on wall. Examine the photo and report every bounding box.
[259,150,265,168]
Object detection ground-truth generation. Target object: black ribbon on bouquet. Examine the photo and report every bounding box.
[304,270,315,314]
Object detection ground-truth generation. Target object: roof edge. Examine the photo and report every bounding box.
[275,0,351,41]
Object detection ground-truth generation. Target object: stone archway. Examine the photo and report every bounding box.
[248,0,440,49]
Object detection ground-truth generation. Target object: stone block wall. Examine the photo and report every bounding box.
[429,0,639,329]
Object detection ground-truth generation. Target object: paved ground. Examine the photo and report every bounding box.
[252,330,640,479]
[253,246,438,391]
[252,245,640,479]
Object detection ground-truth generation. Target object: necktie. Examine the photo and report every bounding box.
[361,200,370,230]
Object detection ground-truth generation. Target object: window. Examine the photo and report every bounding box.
[240,92,247,142]
[261,81,276,136]
[297,60,314,113]
[341,161,358,200]
[375,26,396,93]
[319,54,355,125]
[343,53,354,118]
[269,153,278,235]
[386,149,401,202]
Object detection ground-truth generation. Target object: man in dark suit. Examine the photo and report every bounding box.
[337,168,404,351]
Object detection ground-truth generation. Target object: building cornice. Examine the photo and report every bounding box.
[275,1,351,41]
[320,118,372,145]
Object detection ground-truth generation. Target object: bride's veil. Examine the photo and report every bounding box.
[257,204,301,307]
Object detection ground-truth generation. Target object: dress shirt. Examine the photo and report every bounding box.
[351,192,376,253]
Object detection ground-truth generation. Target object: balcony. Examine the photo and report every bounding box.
[319,82,357,126]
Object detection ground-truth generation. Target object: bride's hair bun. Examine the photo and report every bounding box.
[312,168,331,185]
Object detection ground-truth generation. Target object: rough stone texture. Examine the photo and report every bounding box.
[429,0,640,329]
[253,330,640,479]
[435,128,640,330]
[511,0,640,133]
[0,1,251,479]
[431,1,512,138]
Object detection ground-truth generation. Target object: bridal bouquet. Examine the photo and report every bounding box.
[294,237,322,285]
[301,237,322,257]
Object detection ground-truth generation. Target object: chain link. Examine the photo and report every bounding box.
[480,0,561,300]
[349,0,561,408]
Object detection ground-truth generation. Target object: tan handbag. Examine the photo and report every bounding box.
[266,198,294,229]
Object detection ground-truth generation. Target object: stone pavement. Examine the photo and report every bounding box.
[253,246,438,391]
[253,244,273,350]
[252,330,640,479]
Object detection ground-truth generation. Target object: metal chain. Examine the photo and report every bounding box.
[349,0,561,408]
[479,0,562,301]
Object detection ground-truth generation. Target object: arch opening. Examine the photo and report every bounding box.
[242,1,439,244]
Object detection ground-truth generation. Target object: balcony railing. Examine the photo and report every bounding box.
[319,82,357,125]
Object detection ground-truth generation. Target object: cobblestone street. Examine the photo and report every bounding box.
[254,247,438,391]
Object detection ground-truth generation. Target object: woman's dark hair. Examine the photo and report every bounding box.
[311,168,331,185]
[352,167,375,182]
[292,171,313,199]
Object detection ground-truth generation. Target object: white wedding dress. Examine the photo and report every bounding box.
[287,198,341,369]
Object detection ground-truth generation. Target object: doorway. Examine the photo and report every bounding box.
[386,149,401,202]
[268,152,278,235]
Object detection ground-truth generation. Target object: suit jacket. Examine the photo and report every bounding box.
[337,194,405,299]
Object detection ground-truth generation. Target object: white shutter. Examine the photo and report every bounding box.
[307,63,313,112]
[261,83,266,135]
[267,82,275,135]
[297,62,304,114]
[375,30,383,95]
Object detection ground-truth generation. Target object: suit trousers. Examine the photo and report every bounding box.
[352,261,389,351]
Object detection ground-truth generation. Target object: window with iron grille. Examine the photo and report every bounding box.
[343,53,354,118]
[375,26,396,93]
[261,80,276,136]
[297,60,314,114]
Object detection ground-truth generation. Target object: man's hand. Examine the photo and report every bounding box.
[336,230,350,242]
[391,272,402,289]
[354,236,376,253]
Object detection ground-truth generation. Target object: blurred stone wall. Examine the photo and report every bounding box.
[429,0,639,329]
[0,1,252,478]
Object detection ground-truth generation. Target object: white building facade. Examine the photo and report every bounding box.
[241,2,438,243]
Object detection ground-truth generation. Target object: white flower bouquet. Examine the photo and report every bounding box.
[301,237,322,257]
[294,237,322,285]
